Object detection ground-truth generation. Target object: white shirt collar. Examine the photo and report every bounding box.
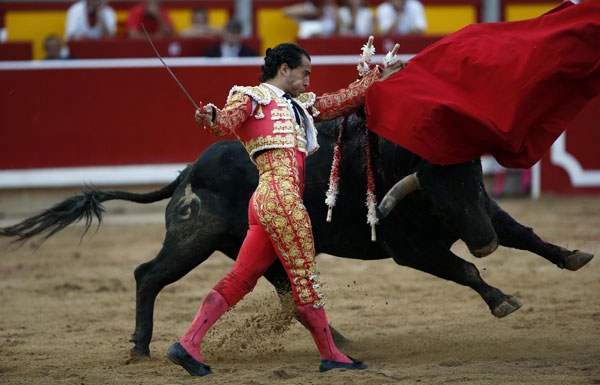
[262,82,285,97]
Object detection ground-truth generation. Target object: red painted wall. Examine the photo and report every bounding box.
[0,61,358,169]
[540,96,600,195]
[1,60,598,195]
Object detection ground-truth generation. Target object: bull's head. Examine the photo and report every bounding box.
[379,160,498,258]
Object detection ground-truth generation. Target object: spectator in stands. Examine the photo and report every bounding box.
[127,0,174,39]
[337,0,374,36]
[203,19,257,57]
[43,34,71,60]
[64,0,117,41]
[180,8,221,38]
[283,0,338,39]
[376,0,427,35]
[0,10,6,43]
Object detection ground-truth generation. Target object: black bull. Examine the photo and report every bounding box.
[1,112,593,357]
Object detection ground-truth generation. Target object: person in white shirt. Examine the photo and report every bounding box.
[337,0,374,36]
[64,0,116,41]
[283,0,338,38]
[376,0,427,35]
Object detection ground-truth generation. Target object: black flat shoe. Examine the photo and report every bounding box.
[165,342,212,376]
[319,356,368,372]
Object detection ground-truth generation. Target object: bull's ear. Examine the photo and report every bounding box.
[377,173,420,218]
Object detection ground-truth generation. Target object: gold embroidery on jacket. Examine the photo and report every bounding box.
[244,134,296,157]
[227,85,271,105]
[209,92,252,137]
[313,69,380,122]
[273,120,295,133]
[270,108,293,120]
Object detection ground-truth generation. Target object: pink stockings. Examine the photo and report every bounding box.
[179,289,229,363]
[179,290,350,364]
[178,191,350,364]
[296,304,351,363]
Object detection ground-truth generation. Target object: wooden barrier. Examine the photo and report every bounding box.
[540,97,600,195]
[0,57,363,171]
[0,41,31,60]
[1,55,597,195]
[67,37,261,59]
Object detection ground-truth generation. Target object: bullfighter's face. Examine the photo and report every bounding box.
[283,55,311,98]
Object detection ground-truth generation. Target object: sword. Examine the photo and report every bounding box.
[142,24,206,126]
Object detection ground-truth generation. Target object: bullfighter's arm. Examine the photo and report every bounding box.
[204,92,253,137]
[310,68,382,122]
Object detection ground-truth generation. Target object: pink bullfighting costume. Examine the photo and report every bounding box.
[170,69,381,374]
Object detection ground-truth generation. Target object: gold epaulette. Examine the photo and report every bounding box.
[227,85,272,106]
[297,92,316,109]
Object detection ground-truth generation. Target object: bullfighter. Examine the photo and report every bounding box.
[165,42,403,376]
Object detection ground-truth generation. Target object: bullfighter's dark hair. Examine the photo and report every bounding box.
[259,43,311,82]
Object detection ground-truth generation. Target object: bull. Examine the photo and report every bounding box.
[1,112,593,357]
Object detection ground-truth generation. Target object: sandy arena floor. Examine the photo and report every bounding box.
[1,196,599,384]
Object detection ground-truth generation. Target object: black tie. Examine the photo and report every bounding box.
[283,93,302,125]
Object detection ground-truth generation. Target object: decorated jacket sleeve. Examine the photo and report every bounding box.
[311,67,382,122]
[206,92,253,137]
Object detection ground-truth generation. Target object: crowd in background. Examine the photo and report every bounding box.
[40,0,427,60]
[283,0,426,38]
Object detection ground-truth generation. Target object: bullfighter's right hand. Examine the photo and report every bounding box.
[195,105,213,128]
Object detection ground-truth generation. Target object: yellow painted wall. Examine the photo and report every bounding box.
[424,5,477,34]
[505,3,558,21]
[6,11,65,60]
[256,8,299,54]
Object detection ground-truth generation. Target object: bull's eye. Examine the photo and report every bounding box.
[179,205,192,219]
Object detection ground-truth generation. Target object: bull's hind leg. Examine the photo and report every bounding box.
[130,237,221,357]
[383,241,522,318]
[490,201,594,270]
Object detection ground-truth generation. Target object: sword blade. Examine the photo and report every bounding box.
[142,24,200,111]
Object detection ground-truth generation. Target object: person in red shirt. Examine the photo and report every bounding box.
[127,0,174,38]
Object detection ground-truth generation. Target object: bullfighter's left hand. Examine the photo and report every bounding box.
[379,61,407,82]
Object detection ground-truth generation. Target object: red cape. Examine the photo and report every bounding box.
[365,1,600,168]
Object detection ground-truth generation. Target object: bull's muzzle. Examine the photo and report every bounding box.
[470,236,499,258]
[377,173,420,218]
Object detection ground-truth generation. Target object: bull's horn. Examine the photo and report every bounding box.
[377,173,420,218]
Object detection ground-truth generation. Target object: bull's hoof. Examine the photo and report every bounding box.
[563,250,594,271]
[491,295,523,318]
[130,346,150,358]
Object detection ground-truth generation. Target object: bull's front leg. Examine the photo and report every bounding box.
[382,240,523,318]
[490,200,594,271]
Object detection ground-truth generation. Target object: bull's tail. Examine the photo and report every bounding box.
[0,169,186,244]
